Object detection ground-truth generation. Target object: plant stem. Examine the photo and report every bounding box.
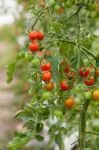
[31,6,48,30]
[79,98,91,150]
[86,131,99,136]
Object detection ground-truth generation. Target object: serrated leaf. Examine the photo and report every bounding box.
[50,22,62,32]
[6,62,16,83]
[8,132,32,150]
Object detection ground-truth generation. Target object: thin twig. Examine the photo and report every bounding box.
[81,49,96,68]
[86,131,99,136]
[64,4,84,23]
[81,46,96,60]
[31,6,48,30]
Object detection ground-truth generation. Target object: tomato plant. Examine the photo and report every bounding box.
[7,0,99,150]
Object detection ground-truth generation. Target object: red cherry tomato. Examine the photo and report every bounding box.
[79,67,90,77]
[84,76,95,86]
[60,81,70,91]
[28,31,37,40]
[28,42,39,52]
[41,62,51,71]
[42,71,52,82]
[37,31,44,40]
[64,67,70,73]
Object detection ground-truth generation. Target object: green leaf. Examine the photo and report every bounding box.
[14,110,24,118]
[6,62,16,83]
[50,22,62,32]
[8,132,32,150]
[35,135,44,141]
[55,133,65,150]
[36,123,43,133]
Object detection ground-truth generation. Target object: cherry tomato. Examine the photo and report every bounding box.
[42,71,52,82]
[64,67,70,73]
[42,91,51,100]
[54,110,63,118]
[56,7,64,14]
[41,62,51,71]
[31,57,40,68]
[84,76,95,86]
[60,81,70,91]
[79,67,90,77]
[28,31,37,40]
[37,31,44,40]
[25,52,32,61]
[39,0,45,7]
[45,81,54,91]
[93,90,99,101]
[29,42,39,52]
[64,98,75,109]
[96,67,99,77]
[85,91,92,100]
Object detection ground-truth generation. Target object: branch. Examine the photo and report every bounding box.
[86,131,99,136]
[58,39,96,60]
[31,7,48,30]
[79,98,91,150]
[64,4,84,23]
[81,49,96,68]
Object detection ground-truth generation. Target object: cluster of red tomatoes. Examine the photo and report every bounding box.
[28,30,44,52]
[79,67,95,86]
[28,31,54,96]
[28,31,99,109]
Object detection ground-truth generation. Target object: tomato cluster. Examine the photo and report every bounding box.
[79,66,95,86]
[28,31,44,52]
[27,30,99,109]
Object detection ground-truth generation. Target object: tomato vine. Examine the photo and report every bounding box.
[7,0,99,150]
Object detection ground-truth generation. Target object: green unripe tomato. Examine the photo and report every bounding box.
[25,52,32,61]
[74,85,81,93]
[85,91,92,100]
[54,4,60,10]
[42,91,51,100]
[31,57,40,68]
[49,0,55,6]
[54,110,63,118]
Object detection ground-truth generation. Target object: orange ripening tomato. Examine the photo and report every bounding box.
[96,68,99,77]
[56,7,64,14]
[93,90,99,101]
[45,82,54,91]
[42,71,52,82]
[39,0,45,7]
[64,98,75,109]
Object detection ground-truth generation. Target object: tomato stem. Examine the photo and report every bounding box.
[79,98,91,150]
